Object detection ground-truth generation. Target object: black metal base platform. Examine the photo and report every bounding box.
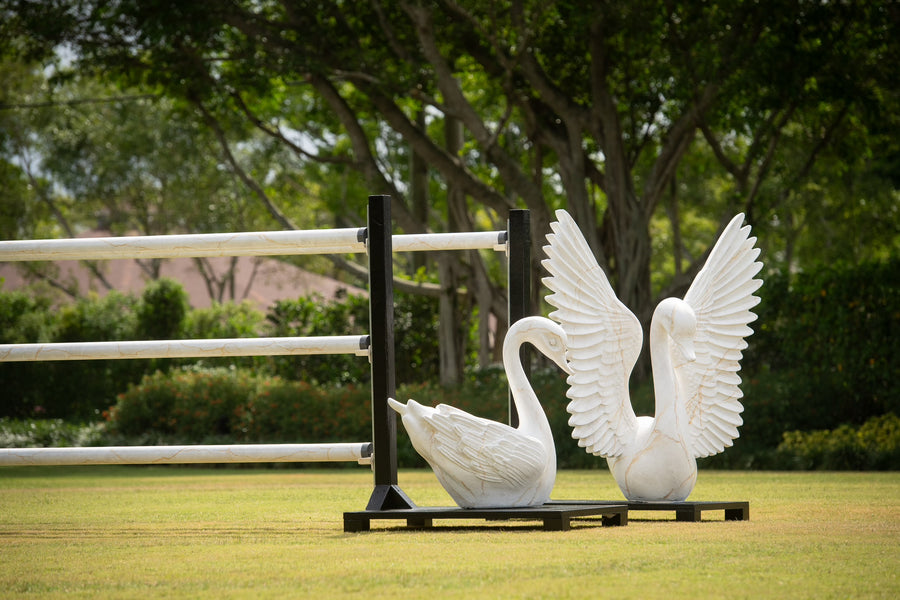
[548,500,750,522]
[343,503,629,532]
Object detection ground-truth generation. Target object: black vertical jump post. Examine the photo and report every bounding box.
[506,209,531,428]
[365,195,416,511]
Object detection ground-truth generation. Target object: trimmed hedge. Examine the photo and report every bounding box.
[775,413,900,470]
[0,283,443,420]
[743,259,899,436]
[104,364,598,468]
[3,258,898,470]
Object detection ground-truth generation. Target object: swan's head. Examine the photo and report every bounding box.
[506,316,572,374]
[655,298,697,361]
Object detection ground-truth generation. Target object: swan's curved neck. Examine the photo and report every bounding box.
[503,335,549,438]
[649,314,680,425]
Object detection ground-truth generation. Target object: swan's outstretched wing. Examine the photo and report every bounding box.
[542,209,640,457]
[682,214,763,458]
[427,404,548,486]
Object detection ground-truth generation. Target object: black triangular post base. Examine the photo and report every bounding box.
[365,484,416,511]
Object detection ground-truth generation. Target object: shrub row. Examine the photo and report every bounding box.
[105,366,373,447]
[774,413,900,470]
[743,258,900,437]
[101,364,602,468]
[0,280,443,420]
[3,258,898,468]
[6,369,898,470]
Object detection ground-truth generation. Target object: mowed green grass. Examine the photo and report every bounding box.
[1,467,897,599]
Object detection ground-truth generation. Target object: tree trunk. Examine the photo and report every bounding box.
[436,116,467,386]
[410,110,429,274]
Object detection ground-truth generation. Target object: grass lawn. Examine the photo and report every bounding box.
[1,466,897,599]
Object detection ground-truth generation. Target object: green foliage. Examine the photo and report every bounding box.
[0,290,147,419]
[0,280,446,421]
[266,290,442,386]
[744,259,900,430]
[266,293,371,386]
[776,413,900,470]
[0,291,55,419]
[107,367,258,443]
[103,364,586,468]
[55,291,138,343]
[0,417,105,448]
[50,291,147,419]
[0,289,57,343]
[243,380,371,445]
[136,277,188,340]
[392,290,444,384]
[183,300,266,371]
[185,301,265,339]
[696,258,900,468]
[106,366,371,448]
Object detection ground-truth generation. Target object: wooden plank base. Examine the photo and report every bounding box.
[549,500,750,522]
[343,503,629,532]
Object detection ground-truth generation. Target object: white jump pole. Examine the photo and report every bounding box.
[0,230,508,262]
[393,231,507,252]
[0,228,367,261]
[0,443,373,466]
[0,335,370,362]
[0,202,518,474]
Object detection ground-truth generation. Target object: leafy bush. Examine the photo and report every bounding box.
[266,293,371,386]
[0,418,106,448]
[775,413,900,470]
[0,290,147,419]
[266,290,443,386]
[743,259,900,432]
[185,300,265,339]
[243,379,371,444]
[711,258,900,466]
[0,289,57,343]
[184,300,267,371]
[136,277,188,340]
[103,364,591,468]
[0,282,445,420]
[107,366,373,448]
[107,366,257,442]
[0,290,58,418]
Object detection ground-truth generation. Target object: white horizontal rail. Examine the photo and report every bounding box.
[0,335,370,362]
[0,229,508,262]
[0,228,367,261]
[393,231,507,252]
[0,443,373,466]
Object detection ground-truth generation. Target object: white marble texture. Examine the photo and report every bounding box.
[389,316,571,508]
[0,229,367,261]
[542,210,763,501]
[0,229,507,262]
[0,336,370,362]
[0,443,372,466]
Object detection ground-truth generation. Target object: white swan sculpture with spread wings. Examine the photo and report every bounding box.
[543,210,763,501]
[389,316,570,508]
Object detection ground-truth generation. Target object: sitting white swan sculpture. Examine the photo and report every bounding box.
[542,210,763,501]
[389,316,570,508]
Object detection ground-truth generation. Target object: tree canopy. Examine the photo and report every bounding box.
[2,0,898,382]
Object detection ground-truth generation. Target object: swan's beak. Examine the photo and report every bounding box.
[387,398,407,415]
[550,348,573,375]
